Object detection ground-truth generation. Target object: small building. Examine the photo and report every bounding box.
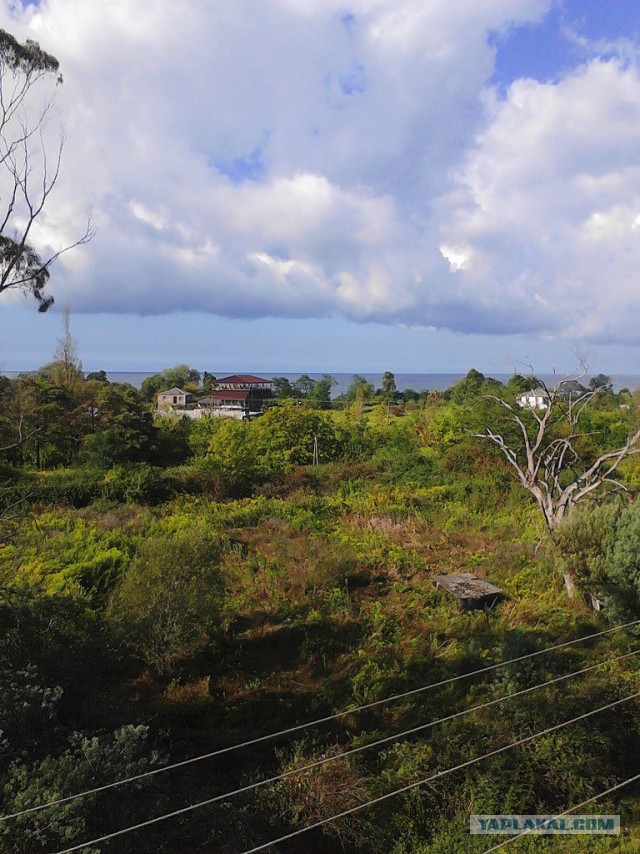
[517,380,589,411]
[433,573,504,610]
[516,388,549,410]
[210,374,273,419]
[157,387,192,411]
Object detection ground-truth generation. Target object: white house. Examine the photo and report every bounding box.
[157,387,192,411]
[516,388,549,410]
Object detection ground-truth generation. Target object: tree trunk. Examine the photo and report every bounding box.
[563,573,576,599]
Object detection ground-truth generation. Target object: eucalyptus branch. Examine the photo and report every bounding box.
[0,29,91,311]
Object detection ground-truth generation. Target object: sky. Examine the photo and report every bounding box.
[1,0,640,375]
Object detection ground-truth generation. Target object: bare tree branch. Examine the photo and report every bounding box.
[0,29,93,311]
[474,369,640,529]
[0,412,41,453]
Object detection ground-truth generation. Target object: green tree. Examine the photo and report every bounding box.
[505,373,542,395]
[447,369,502,404]
[380,371,397,401]
[201,371,216,393]
[604,502,640,618]
[2,320,100,466]
[257,401,340,465]
[589,373,613,392]
[86,370,109,383]
[293,374,315,399]
[203,417,275,497]
[0,591,129,731]
[140,365,200,402]
[0,665,62,765]
[309,374,335,406]
[344,375,375,402]
[272,376,295,398]
[400,388,419,403]
[9,372,82,467]
[151,412,193,465]
[0,375,17,458]
[81,384,156,466]
[554,500,622,588]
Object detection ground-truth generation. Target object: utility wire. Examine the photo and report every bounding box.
[235,691,640,854]
[59,650,640,830]
[483,771,640,852]
[52,681,640,853]
[6,618,640,824]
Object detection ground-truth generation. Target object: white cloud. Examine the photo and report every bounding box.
[439,57,640,342]
[440,244,473,272]
[130,202,167,231]
[18,0,640,345]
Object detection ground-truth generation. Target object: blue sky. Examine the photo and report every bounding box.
[491,0,640,89]
[1,0,640,375]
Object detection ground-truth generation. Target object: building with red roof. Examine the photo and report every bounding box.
[208,374,273,418]
[214,374,272,387]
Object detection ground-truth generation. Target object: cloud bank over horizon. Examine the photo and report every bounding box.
[3,0,640,345]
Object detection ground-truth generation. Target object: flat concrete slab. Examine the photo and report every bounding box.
[433,572,504,610]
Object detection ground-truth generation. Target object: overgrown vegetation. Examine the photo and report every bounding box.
[1,367,640,852]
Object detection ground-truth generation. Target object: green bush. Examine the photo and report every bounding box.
[108,525,225,674]
[603,501,640,621]
[1,725,163,854]
[32,467,104,507]
[553,500,623,587]
[0,516,132,602]
[100,463,175,505]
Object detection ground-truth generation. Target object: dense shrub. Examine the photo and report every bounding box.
[100,463,176,504]
[108,525,226,674]
[0,591,130,728]
[554,500,623,587]
[1,725,163,854]
[32,467,104,507]
[603,501,640,620]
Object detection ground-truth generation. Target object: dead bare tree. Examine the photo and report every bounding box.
[474,368,640,530]
[0,29,93,311]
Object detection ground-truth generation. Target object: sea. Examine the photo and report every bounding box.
[3,371,640,396]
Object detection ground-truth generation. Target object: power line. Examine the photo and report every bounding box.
[52,684,640,854]
[6,617,639,824]
[65,650,640,828]
[483,771,640,852]
[235,691,640,854]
